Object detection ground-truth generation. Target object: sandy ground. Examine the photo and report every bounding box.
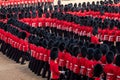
[0,53,45,80]
[0,0,101,80]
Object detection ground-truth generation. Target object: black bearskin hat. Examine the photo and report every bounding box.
[94,48,102,61]
[81,46,87,57]
[106,51,114,64]
[50,47,58,60]
[93,64,103,77]
[87,48,94,60]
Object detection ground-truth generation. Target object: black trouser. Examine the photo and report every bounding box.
[6,44,12,57]
[21,52,27,64]
[1,43,9,55]
[47,70,51,80]
[25,52,30,61]
[8,46,15,59]
[13,49,20,62]
[15,51,23,63]
[72,73,81,80]
[69,71,73,80]
[34,59,41,74]
[36,61,45,76]
[41,62,49,78]
[32,59,38,72]
[28,56,32,69]
[11,48,17,60]
[65,69,70,80]
[1,42,7,54]
[66,70,72,80]
[88,77,94,80]
[81,75,88,80]
[31,57,36,72]
[29,56,34,70]
[59,67,66,80]
[0,40,2,44]
[3,43,8,54]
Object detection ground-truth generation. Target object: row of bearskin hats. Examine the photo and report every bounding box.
[0,21,27,40]
[7,18,48,36]
[52,11,120,29]
[0,0,53,6]
[1,21,120,79]
[1,10,120,78]
[0,0,119,17]
[4,16,119,57]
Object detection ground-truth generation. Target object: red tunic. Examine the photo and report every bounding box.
[91,36,100,44]
[93,60,102,66]
[58,51,66,67]
[104,64,116,80]
[64,52,71,69]
[115,30,120,42]
[86,59,94,78]
[115,66,120,80]
[102,29,109,41]
[43,49,50,62]
[108,30,115,42]
[45,18,51,27]
[38,18,44,27]
[50,60,60,79]
[23,18,31,26]
[31,18,38,27]
[95,77,101,80]
[101,55,106,65]
[79,57,87,75]
[37,47,45,61]
[72,57,80,74]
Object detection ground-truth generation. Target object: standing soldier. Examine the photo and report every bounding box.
[104,51,116,80]
[50,47,65,80]
[91,26,103,44]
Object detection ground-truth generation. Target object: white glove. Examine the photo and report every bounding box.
[60,71,65,74]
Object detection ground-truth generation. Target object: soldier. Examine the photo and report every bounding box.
[50,47,65,80]
[100,44,109,65]
[91,26,101,44]
[86,48,94,80]
[104,51,116,80]
[115,55,120,80]
[57,41,66,80]
[79,46,87,80]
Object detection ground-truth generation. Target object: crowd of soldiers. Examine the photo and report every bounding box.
[0,0,120,80]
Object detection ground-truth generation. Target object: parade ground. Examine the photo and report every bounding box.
[0,0,100,80]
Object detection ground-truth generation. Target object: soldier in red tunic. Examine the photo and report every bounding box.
[79,46,87,80]
[91,27,101,44]
[50,47,65,80]
[86,48,94,80]
[104,51,116,80]
[115,55,120,80]
[100,44,109,65]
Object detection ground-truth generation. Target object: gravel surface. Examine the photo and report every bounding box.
[0,53,45,80]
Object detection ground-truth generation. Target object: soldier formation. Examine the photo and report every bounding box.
[0,0,120,80]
